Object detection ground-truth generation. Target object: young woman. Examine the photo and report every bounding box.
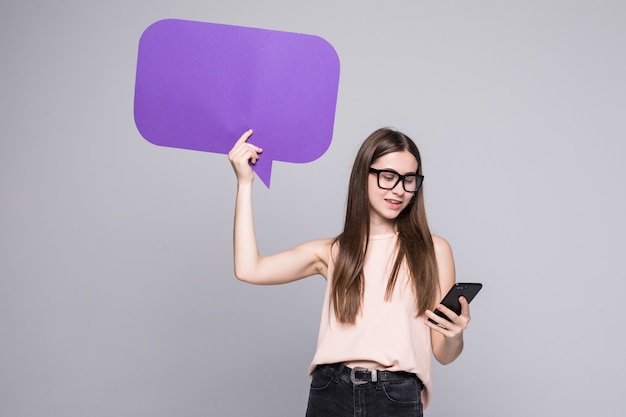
[228,127,471,417]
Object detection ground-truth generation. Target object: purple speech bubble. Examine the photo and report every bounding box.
[134,19,340,187]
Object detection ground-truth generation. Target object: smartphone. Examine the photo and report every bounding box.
[428,282,482,324]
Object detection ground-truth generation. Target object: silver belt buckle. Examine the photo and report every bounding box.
[350,366,369,385]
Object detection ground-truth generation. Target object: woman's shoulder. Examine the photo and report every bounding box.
[305,237,335,251]
[431,234,454,259]
[431,234,451,248]
[431,234,456,288]
[295,237,335,261]
[291,238,335,279]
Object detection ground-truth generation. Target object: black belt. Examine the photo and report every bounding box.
[316,363,422,386]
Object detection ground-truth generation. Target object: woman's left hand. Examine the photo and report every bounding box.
[425,296,471,339]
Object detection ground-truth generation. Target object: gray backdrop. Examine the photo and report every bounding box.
[2,1,625,416]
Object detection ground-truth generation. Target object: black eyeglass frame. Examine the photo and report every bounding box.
[369,168,424,193]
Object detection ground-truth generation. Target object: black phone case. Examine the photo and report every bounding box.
[428,282,482,323]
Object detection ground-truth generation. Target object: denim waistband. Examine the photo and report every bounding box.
[316,363,422,387]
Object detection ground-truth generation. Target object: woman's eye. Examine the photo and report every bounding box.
[382,175,396,181]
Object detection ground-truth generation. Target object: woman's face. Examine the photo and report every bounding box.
[367,150,418,226]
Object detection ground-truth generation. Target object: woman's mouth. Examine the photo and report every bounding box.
[385,198,403,209]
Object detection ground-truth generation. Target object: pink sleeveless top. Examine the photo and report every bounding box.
[309,233,433,408]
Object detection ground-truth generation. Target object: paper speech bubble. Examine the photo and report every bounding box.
[134,19,340,187]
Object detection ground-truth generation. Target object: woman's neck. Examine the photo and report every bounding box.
[369,218,396,235]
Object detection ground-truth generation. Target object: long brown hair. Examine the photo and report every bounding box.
[331,128,439,324]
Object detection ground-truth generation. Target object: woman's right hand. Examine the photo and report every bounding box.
[228,129,263,184]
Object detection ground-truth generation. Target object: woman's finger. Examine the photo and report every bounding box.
[229,131,263,160]
[235,129,254,146]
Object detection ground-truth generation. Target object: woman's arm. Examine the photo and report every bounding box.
[426,235,471,365]
[228,130,331,285]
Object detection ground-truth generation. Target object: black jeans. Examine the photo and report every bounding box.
[306,363,423,417]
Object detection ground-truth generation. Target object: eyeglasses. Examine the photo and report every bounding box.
[369,168,423,193]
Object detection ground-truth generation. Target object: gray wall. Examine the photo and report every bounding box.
[2,1,625,416]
